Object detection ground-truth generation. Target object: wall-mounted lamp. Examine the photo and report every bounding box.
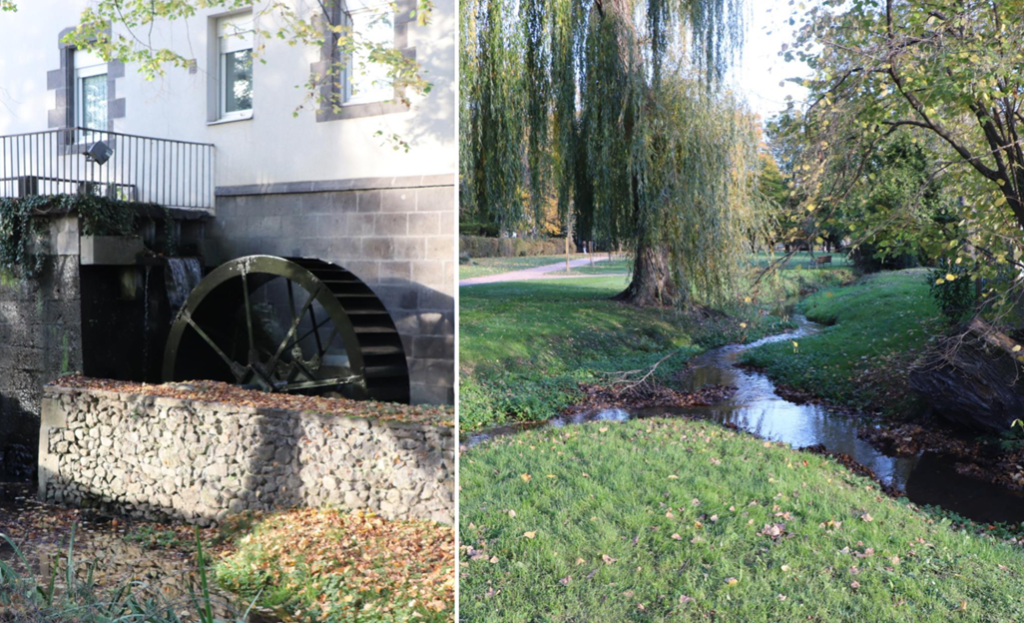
[85,141,114,165]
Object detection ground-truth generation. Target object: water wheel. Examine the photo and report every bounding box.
[162,255,410,403]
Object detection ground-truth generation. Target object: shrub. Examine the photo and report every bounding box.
[928,259,975,322]
[459,235,564,258]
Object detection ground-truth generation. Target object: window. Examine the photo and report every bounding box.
[343,1,395,105]
[75,50,107,136]
[218,14,254,121]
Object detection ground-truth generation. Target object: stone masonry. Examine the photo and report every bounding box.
[203,175,456,406]
[39,385,454,525]
[0,216,84,479]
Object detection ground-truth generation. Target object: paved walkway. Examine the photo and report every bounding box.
[459,255,627,286]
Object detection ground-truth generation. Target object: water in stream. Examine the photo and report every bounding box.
[467,316,1024,524]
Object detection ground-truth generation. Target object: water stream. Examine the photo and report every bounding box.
[467,316,1024,524]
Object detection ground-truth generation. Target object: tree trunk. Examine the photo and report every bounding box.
[613,243,678,306]
[908,318,1024,433]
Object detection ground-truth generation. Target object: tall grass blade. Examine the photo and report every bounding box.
[66,521,76,594]
[0,532,30,570]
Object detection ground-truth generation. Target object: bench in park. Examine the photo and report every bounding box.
[811,255,832,268]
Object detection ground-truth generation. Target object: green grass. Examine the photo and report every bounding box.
[747,251,855,270]
[742,269,944,416]
[459,255,586,279]
[569,258,633,275]
[460,418,1024,622]
[458,271,854,432]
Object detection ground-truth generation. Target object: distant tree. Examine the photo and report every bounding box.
[757,150,806,251]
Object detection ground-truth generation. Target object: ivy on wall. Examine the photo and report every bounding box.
[0,195,160,277]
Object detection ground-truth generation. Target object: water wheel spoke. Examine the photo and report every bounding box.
[241,270,256,365]
[290,358,319,383]
[294,315,333,349]
[182,313,247,382]
[320,327,339,354]
[307,304,327,358]
[266,285,322,372]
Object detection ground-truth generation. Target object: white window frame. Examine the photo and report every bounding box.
[217,13,254,122]
[343,2,395,106]
[74,50,108,138]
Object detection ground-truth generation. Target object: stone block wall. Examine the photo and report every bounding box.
[203,175,456,406]
[0,216,84,479]
[38,385,454,525]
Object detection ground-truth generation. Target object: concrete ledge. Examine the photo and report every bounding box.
[80,236,146,266]
[216,174,455,197]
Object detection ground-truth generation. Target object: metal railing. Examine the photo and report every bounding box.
[0,127,215,210]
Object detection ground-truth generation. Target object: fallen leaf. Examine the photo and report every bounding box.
[602,554,617,565]
[520,474,532,483]
[724,577,738,586]
[523,531,536,539]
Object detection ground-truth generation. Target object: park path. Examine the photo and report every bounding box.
[459,255,626,286]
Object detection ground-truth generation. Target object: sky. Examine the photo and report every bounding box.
[730,0,813,123]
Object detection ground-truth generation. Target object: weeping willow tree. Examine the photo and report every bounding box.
[460,0,764,306]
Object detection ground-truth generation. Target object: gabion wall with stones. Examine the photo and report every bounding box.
[38,386,454,526]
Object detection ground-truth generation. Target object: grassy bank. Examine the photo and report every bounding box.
[460,265,855,431]
[460,418,1024,622]
[460,277,711,430]
[742,269,944,417]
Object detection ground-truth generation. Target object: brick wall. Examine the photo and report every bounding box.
[203,175,455,405]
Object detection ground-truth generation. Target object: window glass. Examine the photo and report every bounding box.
[81,73,108,130]
[346,7,394,104]
[218,13,254,119]
[223,49,253,113]
[75,51,108,137]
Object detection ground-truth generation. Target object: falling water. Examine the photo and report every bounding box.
[165,258,203,312]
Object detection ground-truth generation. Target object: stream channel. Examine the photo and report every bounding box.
[467,315,1024,524]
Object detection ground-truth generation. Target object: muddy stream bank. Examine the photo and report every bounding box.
[466,316,1024,524]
